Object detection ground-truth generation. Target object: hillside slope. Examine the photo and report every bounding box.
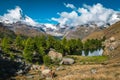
[83,21,120,60]
[0,23,16,38]
[83,21,120,41]
[0,22,45,37]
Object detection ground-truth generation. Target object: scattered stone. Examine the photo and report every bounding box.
[56,66,64,71]
[91,68,97,74]
[110,37,115,42]
[31,64,40,71]
[60,58,74,65]
[26,74,34,79]
[16,70,23,75]
[41,69,54,79]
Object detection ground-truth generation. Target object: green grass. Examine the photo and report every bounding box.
[66,55,109,64]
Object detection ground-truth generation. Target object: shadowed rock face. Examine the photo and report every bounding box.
[0,57,20,79]
[0,51,31,80]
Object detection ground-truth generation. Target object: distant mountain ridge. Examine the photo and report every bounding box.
[0,6,120,38]
[0,22,45,37]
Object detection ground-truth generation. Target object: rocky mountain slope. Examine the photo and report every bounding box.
[64,24,104,39]
[0,23,16,38]
[0,22,45,37]
[83,21,120,41]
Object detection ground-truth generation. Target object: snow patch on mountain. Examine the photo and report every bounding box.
[0,6,38,26]
[44,23,58,31]
[24,15,38,26]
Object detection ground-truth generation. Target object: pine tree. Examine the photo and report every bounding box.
[15,35,23,49]
[61,38,70,55]
[38,46,45,56]
[1,37,10,53]
[46,36,56,49]
[23,38,35,62]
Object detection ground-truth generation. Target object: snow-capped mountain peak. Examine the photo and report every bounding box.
[24,15,38,26]
[0,6,38,27]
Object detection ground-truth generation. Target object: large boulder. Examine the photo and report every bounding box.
[60,58,74,65]
[48,50,63,61]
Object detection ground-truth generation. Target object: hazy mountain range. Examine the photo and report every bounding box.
[0,6,120,39]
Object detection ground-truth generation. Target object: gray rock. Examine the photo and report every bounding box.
[60,58,74,65]
[26,74,34,79]
[91,68,97,74]
[16,70,23,75]
[41,69,54,79]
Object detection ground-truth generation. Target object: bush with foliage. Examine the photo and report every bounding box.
[43,55,52,66]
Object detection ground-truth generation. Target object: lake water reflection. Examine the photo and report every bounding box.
[82,49,103,56]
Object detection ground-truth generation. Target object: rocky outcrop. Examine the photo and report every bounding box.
[64,25,102,40]
[48,50,63,61]
[103,37,120,55]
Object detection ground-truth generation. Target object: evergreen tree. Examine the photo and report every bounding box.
[54,40,64,53]
[1,37,10,53]
[23,38,35,62]
[61,37,69,55]
[15,35,23,49]
[38,46,45,56]
[46,36,56,49]
[67,39,78,55]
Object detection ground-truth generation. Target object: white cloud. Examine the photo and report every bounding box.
[0,6,38,26]
[52,11,78,26]
[52,3,120,27]
[78,8,88,14]
[64,3,76,9]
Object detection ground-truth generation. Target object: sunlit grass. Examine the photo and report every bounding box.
[66,55,109,64]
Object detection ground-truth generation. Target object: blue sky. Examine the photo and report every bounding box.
[0,0,120,25]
